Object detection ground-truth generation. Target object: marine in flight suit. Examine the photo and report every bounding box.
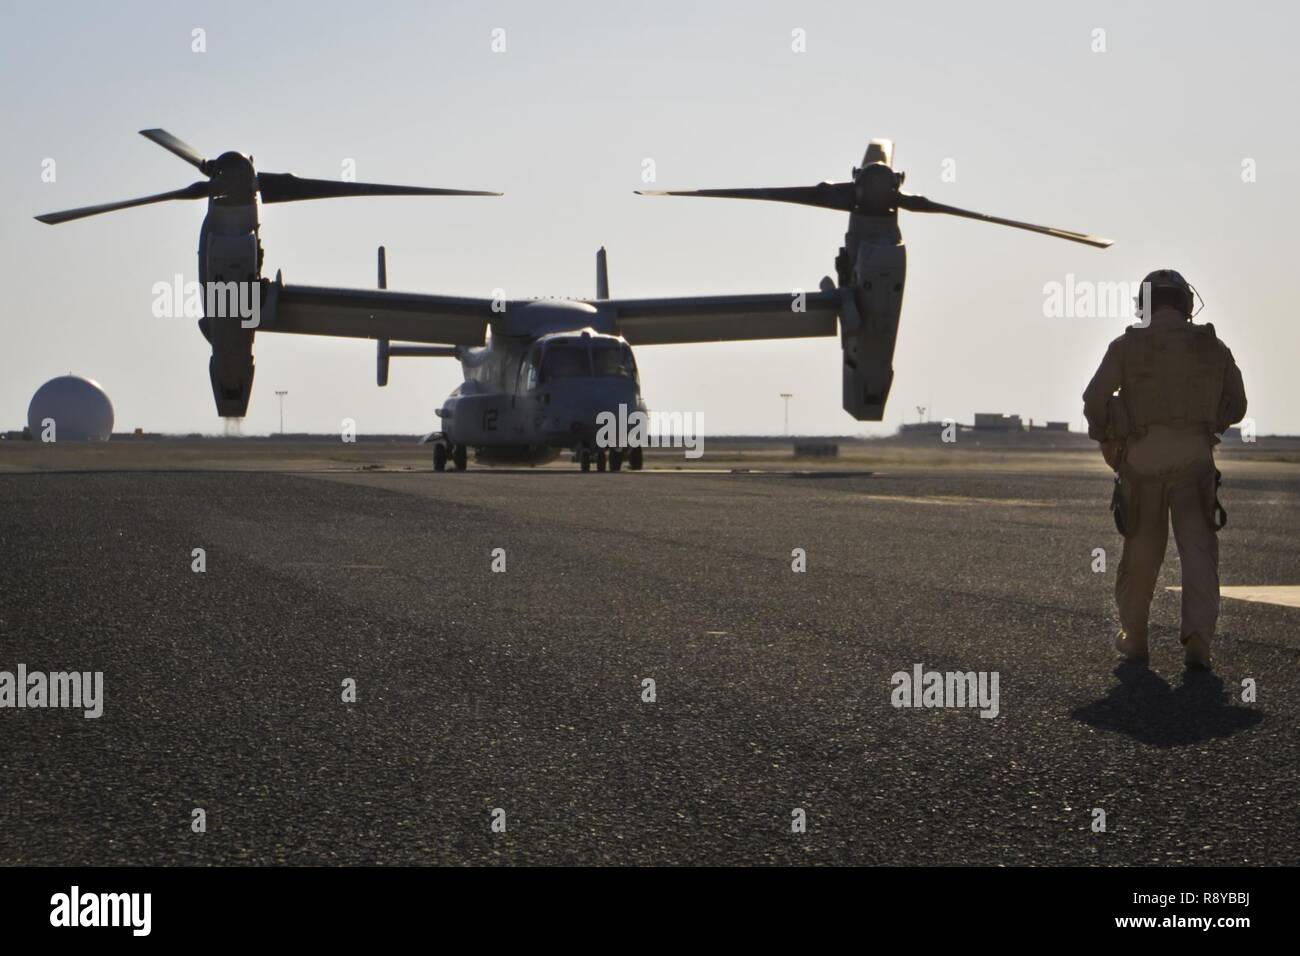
[1082,270,1247,669]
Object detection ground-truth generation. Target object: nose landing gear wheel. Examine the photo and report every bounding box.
[609,449,623,472]
[628,447,644,471]
[580,449,591,472]
[452,444,468,471]
[433,444,447,472]
[596,449,607,472]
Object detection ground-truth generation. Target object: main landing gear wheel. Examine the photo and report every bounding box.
[609,449,623,472]
[629,447,644,471]
[596,449,607,472]
[452,444,468,471]
[433,444,447,472]
[580,449,591,472]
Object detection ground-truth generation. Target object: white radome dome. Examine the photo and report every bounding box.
[27,376,114,442]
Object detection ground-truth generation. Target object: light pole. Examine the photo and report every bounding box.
[780,392,793,436]
[275,390,288,435]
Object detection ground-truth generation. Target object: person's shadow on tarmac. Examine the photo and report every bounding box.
[1072,661,1263,747]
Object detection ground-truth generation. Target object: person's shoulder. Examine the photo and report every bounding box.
[1109,326,1142,355]
[1194,321,1225,343]
[1194,322,1238,359]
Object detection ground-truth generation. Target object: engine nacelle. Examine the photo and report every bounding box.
[840,236,906,421]
[197,207,262,418]
[199,314,256,417]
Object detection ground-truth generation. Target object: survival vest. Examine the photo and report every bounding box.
[1119,322,1228,433]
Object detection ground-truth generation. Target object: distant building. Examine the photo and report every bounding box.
[898,421,947,435]
[973,413,1023,431]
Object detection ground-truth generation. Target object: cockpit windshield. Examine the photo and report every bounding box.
[530,338,639,386]
[540,345,590,380]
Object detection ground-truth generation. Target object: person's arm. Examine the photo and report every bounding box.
[1083,337,1125,466]
[1218,347,1248,432]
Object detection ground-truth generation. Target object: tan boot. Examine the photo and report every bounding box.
[1183,633,1212,670]
[1113,629,1149,662]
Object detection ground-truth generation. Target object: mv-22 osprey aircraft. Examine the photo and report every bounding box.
[37,130,1112,471]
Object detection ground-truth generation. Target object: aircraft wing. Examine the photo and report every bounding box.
[596,290,840,345]
[261,283,492,346]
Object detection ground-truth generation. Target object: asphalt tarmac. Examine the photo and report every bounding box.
[1,459,1296,864]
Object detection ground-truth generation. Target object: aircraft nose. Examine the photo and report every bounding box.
[542,379,638,440]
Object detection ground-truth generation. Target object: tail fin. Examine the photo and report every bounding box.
[377,246,390,385]
[596,246,609,300]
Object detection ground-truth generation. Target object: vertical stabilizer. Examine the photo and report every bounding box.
[377,245,389,386]
[596,246,609,300]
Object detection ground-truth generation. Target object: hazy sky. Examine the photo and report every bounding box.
[2,0,1296,436]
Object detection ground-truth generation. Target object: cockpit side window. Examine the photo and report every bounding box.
[523,346,542,391]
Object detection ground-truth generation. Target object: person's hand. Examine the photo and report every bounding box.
[1100,439,1122,470]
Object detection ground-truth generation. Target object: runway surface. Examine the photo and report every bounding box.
[1,462,1297,865]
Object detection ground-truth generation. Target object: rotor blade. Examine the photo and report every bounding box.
[34,181,210,225]
[139,129,208,171]
[636,182,856,212]
[257,173,501,204]
[896,193,1113,248]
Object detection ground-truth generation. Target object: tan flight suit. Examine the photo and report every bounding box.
[1082,307,1247,651]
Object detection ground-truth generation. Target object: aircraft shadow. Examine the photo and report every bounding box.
[1071,661,1263,748]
